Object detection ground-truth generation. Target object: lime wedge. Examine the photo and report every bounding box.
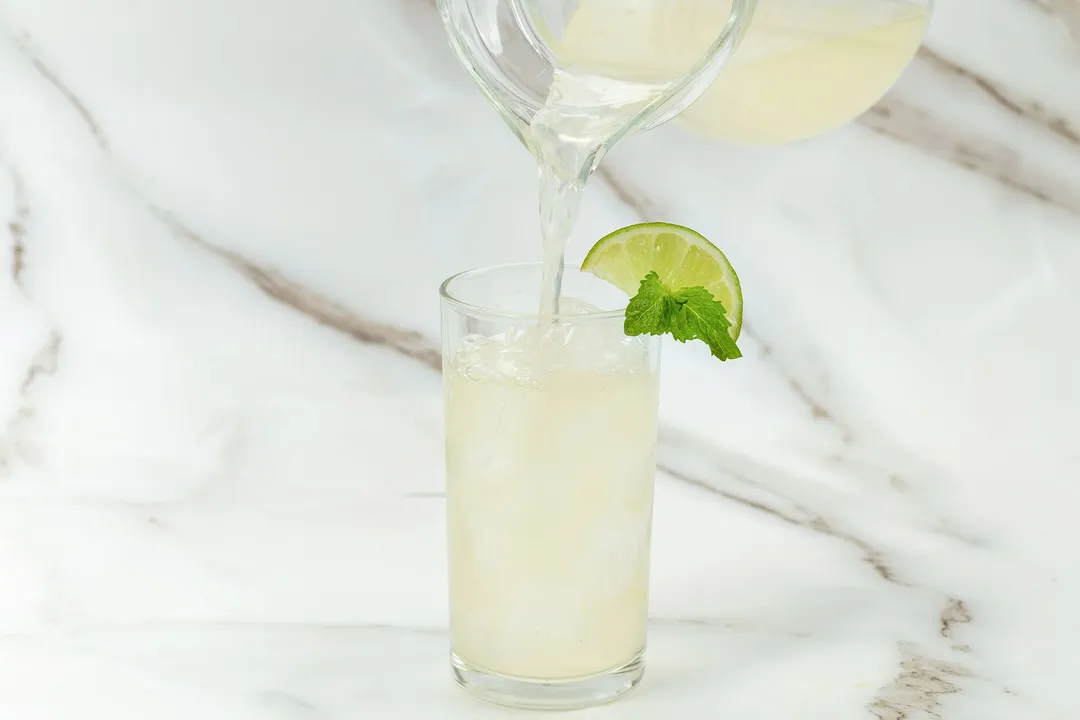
[582,222,743,340]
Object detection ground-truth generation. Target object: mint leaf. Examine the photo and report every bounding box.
[623,271,742,361]
[624,271,673,336]
[669,286,742,361]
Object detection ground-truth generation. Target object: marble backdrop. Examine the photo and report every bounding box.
[1,0,1078,717]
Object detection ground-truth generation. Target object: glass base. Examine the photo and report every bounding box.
[450,648,645,711]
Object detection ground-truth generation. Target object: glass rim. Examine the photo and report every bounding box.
[439,263,628,322]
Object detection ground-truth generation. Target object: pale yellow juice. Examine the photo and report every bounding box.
[557,0,929,144]
[440,0,928,706]
[445,328,659,680]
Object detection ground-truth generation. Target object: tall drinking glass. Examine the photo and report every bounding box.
[440,265,661,710]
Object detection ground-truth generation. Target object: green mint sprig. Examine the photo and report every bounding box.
[624,271,742,361]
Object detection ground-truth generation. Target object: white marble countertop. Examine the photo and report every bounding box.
[1,0,1078,717]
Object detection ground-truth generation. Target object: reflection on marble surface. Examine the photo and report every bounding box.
[0,0,1077,717]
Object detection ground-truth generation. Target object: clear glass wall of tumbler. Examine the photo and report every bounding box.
[440,264,661,710]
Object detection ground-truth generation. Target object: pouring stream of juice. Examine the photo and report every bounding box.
[531,71,670,317]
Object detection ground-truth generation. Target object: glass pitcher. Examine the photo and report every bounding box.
[438,0,933,152]
[437,0,758,165]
